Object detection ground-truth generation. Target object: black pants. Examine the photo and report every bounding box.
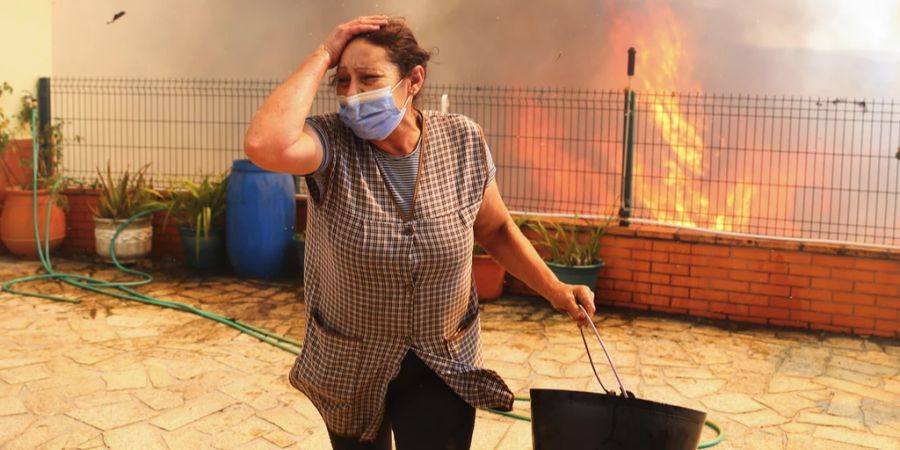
[328,351,476,450]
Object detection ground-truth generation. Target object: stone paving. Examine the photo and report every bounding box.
[0,255,898,450]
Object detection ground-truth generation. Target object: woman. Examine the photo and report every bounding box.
[243,16,596,450]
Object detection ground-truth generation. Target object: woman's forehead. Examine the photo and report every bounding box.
[338,40,395,73]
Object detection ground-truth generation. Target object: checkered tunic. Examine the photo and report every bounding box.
[288,111,514,441]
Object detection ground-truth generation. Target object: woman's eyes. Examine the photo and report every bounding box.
[335,75,381,87]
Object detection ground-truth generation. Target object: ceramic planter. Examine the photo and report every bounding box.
[93,216,153,263]
[546,259,605,288]
[473,254,506,301]
[0,188,66,259]
[179,226,226,270]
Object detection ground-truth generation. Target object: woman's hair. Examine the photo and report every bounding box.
[333,18,433,104]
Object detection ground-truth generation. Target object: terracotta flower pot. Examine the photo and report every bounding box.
[0,188,67,259]
[0,139,34,254]
[473,254,506,301]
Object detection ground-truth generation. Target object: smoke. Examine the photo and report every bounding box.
[52,0,899,97]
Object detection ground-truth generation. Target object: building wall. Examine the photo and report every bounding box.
[0,0,52,132]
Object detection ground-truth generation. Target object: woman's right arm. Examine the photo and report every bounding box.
[242,16,389,175]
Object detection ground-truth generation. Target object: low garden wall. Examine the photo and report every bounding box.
[57,188,899,339]
[509,225,900,339]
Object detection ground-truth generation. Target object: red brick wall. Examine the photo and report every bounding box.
[508,225,900,339]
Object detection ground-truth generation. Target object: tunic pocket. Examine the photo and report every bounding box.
[289,311,361,403]
[445,309,482,364]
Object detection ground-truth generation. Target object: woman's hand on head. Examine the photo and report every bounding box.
[321,16,389,68]
[547,283,597,327]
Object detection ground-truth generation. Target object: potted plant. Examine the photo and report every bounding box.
[90,161,163,263]
[0,84,75,259]
[156,172,229,270]
[529,215,615,288]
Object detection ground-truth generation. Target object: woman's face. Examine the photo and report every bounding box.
[335,39,406,103]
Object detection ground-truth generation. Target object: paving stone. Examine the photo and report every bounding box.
[0,357,45,370]
[262,429,302,448]
[639,385,704,411]
[22,389,72,416]
[150,391,237,431]
[257,406,318,435]
[828,392,862,418]
[0,363,51,384]
[145,361,178,388]
[484,345,531,364]
[162,428,216,450]
[780,422,816,434]
[208,415,277,449]
[0,396,27,416]
[861,398,900,431]
[662,367,716,379]
[758,392,818,418]
[134,388,184,410]
[106,314,150,328]
[102,368,149,390]
[731,409,790,427]
[813,426,900,450]
[67,400,158,430]
[3,414,101,449]
[826,366,883,387]
[885,378,900,396]
[471,414,511,450]
[667,378,726,398]
[768,374,824,393]
[796,411,866,430]
[780,347,830,376]
[192,403,256,434]
[235,437,283,449]
[815,376,900,402]
[488,359,533,380]
[103,422,168,450]
[495,419,531,450]
[786,433,872,450]
[0,413,36,445]
[829,355,897,377]
[529,357,563,377]
[701,393,766,413]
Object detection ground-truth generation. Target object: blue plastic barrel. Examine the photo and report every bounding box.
[226,159,296,279]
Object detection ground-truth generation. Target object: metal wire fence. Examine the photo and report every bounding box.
[49,77,899,247]
[630,93,899,246]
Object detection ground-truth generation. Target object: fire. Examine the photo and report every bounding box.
[608,2,758,232]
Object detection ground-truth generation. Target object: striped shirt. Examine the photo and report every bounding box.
[307,114,496,216]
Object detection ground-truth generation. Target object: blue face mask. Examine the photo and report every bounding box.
[338,79,411,141]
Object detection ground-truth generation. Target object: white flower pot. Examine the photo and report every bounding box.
[93,216,153,263]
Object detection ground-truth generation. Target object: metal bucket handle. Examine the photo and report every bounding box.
[577,304,632,398]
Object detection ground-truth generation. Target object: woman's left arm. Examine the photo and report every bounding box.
[474,180,596,326]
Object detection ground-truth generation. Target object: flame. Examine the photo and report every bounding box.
[508,98,620,216]
[608,2,758,232]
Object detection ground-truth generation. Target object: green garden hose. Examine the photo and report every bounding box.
[2,105,722,447]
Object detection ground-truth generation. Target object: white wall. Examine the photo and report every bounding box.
[0,0,52,136]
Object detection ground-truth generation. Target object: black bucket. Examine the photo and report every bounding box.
[530,305,707,450]
[530,389,707,450]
